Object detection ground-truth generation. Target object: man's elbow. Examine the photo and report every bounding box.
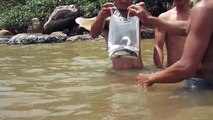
[177,61,198,76]
[184,66,197,76]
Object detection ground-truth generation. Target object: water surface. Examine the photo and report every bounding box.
[0,40,213,120]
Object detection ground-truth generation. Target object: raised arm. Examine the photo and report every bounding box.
[144,16,188,36]
[90,3,115,38]
[128,2,188,36]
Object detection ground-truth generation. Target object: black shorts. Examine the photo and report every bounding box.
[185,77,213,90]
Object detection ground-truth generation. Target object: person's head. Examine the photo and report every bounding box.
[173,0,190,6]
[115,0,133,10]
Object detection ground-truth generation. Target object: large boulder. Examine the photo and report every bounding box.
[44,5,81,34]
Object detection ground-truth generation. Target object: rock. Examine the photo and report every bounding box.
[66,34,104,42]
[0,36,11,44]
[50,31,67,43]
[0,29,13,36]
[27,17,44,33]
[8,33,67,45]
[50,31,66,36]
[68,26,88,36]
[44,5,81,34]
[8,33,38,44]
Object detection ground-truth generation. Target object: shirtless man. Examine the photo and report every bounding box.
[128,0,213,89]
[154,0,191,68]
[90,0,143,70]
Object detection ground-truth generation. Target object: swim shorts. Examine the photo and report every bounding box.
[185,77,213,90]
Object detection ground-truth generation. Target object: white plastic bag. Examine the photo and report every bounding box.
[108,9,140,59]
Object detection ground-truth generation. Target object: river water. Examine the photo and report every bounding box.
[0,40,213,120]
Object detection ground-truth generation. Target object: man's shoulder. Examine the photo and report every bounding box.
[158,9,175,19]
[193,0,213,11]
[191,0,213,19]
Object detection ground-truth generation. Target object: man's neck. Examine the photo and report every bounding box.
[117,9,128,18]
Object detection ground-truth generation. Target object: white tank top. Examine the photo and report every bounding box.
[108,9,140,59]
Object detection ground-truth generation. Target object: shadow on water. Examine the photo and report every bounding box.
[0,40,213,120]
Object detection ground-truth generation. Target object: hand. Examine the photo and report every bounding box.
[98,3,116,19]
[136,73,153,87]
[127,2,151,23]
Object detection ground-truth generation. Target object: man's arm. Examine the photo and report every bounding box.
[142,16,188,36]
[128,3,188,36]
[90,16,107,38]
[90,3,115,38]
[153,14,166,68]
[137,1,213,86]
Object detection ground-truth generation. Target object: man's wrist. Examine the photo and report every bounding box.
[138,13,149,24]
[148,74,155,86]
[97,14,107,21]
[144,15,153,25]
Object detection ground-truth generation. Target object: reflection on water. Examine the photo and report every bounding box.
[0,40,213,120]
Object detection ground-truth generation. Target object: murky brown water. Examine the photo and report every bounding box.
[1,40,213,120]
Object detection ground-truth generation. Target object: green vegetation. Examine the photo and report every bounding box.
[0,0,172,32]
[139,0,173,16]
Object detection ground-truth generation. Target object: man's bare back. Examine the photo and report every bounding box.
[197,36,213,80]
[182,0,213,84]
[195,0,213,80]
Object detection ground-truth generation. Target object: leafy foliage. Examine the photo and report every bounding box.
[136,0,173,16]
[0,0,172,32]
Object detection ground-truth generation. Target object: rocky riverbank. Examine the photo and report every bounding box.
[0,33,104,45]
[0,4,154,45]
